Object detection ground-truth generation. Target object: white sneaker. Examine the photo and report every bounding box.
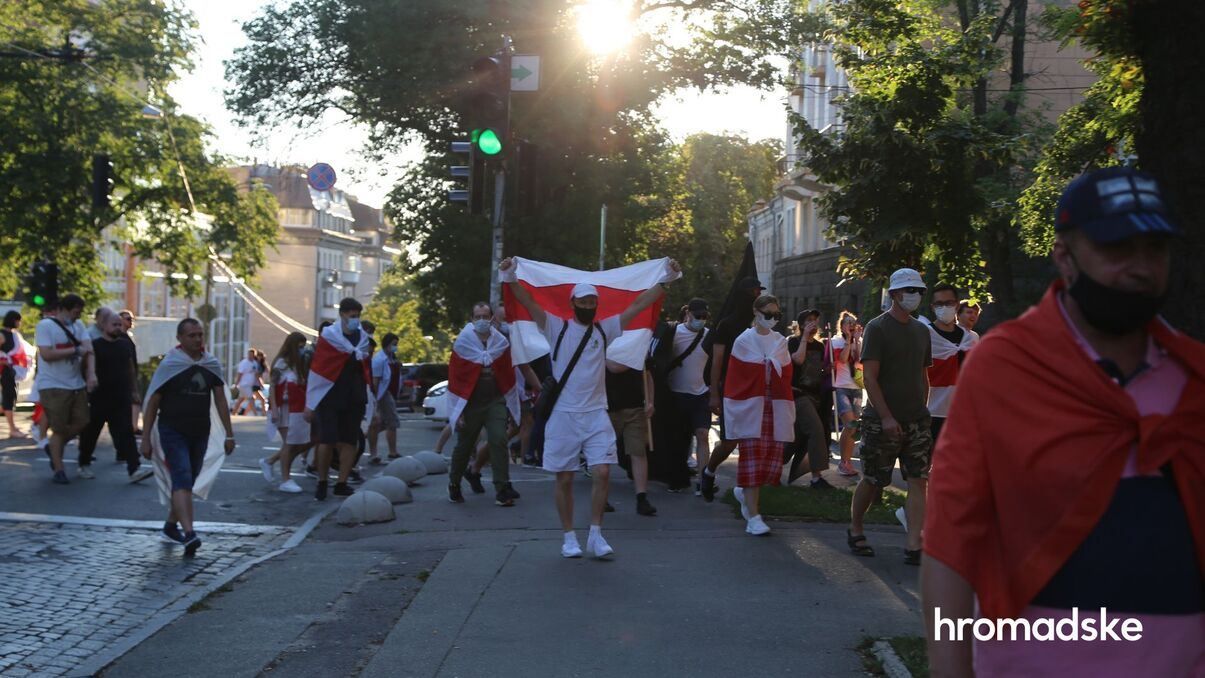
[78,465,95,480]
[733,487,750,521]
[746,514,771,536]
[278,479,303,493]
[128,468,153,484]
[586,531,614,559]
[258,458,274,483]
[561,533,583,559]
[687,456,698,470]
[36,437,48,450]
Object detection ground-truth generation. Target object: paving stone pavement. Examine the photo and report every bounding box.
[0,520,292,677]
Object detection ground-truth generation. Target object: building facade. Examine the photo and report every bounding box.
[226,165,399,354]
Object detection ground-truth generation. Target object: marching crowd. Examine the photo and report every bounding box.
[1,166,1200,674]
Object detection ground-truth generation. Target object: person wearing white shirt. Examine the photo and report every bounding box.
[34,294,96,484]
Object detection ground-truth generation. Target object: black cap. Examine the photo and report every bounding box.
[797,309,820,324]
[1055,166,1179,243]
[737,277,764,292]
[687,298,709,314]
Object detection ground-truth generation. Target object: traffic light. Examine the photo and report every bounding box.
[25,261,59,309]
[466,53,510,157]
[449,141,487,214]
[91,154,113,209]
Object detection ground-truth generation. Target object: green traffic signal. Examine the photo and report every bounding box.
[32,294,45,307]
[475,128,503,156]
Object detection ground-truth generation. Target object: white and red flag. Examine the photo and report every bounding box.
[447,324,521,425]
[722,328,795,441]
[305,323,372,411]
[919,316,979,417]
[501,257,680,369]
[0,330,34,381]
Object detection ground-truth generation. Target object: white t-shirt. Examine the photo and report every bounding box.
[829,336,860,390]
[236,358,258,388]
[34,318,90,391]
[542,315,623,413]
[667,323,709,396]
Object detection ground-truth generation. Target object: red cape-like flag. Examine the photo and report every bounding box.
[306,324,372,411]
[447,324,521,425]
[502,257,678,369]
[722,328,795,441]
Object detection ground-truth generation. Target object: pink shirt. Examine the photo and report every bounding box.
[973,297,1203,677]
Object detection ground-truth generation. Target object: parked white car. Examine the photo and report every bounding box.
[421,380,449,423]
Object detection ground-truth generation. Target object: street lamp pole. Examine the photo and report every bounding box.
[598,203,607,270]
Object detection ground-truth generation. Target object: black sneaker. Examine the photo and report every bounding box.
[333,482,354,496]
[315,481,328,501]
[464,469,486,494]
[604,502,615,513]
[495,490,515,507]
[52,470,69,485]
[183,532,202,557]
[502,482,521,500]
[700,472,717,502]
[348,469,364,484]
[522,456,541,469]
[810,477,834,490]
[448,484,465,503]
[161,524,186,544]
[305,465,319,479]
[636,494,657,516]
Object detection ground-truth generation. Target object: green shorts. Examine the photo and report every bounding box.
[859,414,933,487]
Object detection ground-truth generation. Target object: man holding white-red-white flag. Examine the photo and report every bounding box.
[446,301,524,507]
[500,255,680,559]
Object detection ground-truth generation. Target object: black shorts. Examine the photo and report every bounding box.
[1,367,15,411]
[315,404,364,446]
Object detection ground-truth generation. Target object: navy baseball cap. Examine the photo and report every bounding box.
[1055,166,1179,243]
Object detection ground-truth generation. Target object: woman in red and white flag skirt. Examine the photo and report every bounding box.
[722,294,795,536]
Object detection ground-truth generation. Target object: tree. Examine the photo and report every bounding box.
[1019,0,1204,339]
[789,0,1050,312]
[362,268,453,363]
[225,1,789,327]
[0,0,279,302]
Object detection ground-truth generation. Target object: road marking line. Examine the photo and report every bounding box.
[0,511,287,534]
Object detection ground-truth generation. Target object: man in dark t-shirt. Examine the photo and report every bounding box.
[79,308,150,481]
[606,364,656,516]
[698,276,763,502]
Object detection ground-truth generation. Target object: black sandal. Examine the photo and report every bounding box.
[847,530,875,557]
[904,549,922,566]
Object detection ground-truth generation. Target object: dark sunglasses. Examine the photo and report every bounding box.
[760,312,783,321]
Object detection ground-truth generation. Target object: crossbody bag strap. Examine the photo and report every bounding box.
[552,321,570,361]
[669,327,705,371]
[555,324,594,392]
[48,317,81,347]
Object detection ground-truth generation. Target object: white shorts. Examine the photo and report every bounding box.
[278,412,311,445]
[542,409,617,472]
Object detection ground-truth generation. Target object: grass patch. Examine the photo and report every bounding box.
[721,484,905,523]
[857,636,928,677]
[416,569,430,582]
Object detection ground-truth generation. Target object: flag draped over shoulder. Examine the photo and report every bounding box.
[501,256,680,369]
[722,328,795,441]
[146,347,226,507]
[918,315,980,418]
[447,324,521,425]
[305,324,372,411]
[0,330,34,381]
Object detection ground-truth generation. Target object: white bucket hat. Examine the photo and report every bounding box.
[888,268,926,292]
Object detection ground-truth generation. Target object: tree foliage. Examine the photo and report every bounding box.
[791,0,1051,308]
[362,269,452,363]
[0,0,279,303]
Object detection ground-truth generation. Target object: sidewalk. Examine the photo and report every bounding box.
[101,460,924,677]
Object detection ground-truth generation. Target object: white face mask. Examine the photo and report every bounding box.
[472,319,491,335]
[934,306,956,324]
[899,293,922,313]
[687,318,705,331]
[754,313,777,330]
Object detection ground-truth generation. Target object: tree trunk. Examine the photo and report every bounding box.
[1132,0,1205,339]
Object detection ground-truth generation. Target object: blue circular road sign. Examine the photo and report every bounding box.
[307,163,337,191]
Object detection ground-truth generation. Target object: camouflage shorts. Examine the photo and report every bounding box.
[859,414,933,487]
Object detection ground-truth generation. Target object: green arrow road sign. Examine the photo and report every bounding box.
[512,64,533,81]
[510,55,540,92]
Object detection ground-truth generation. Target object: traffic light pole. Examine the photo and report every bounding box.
[489,168,506,306]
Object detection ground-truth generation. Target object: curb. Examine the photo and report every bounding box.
[70,503,339,678]
[872,640,913,678]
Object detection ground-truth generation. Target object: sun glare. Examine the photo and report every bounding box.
[575,0,636,55]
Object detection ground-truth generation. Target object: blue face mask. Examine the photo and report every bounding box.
[687,318,705,331]
[472,319,492,334]
[345,317,361,332]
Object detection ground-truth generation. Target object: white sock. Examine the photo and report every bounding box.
[588,524,602,537]
[564,531,577,542]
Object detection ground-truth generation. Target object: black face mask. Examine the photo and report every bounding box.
[1067,265,1166,336]
[573,306,596,324]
